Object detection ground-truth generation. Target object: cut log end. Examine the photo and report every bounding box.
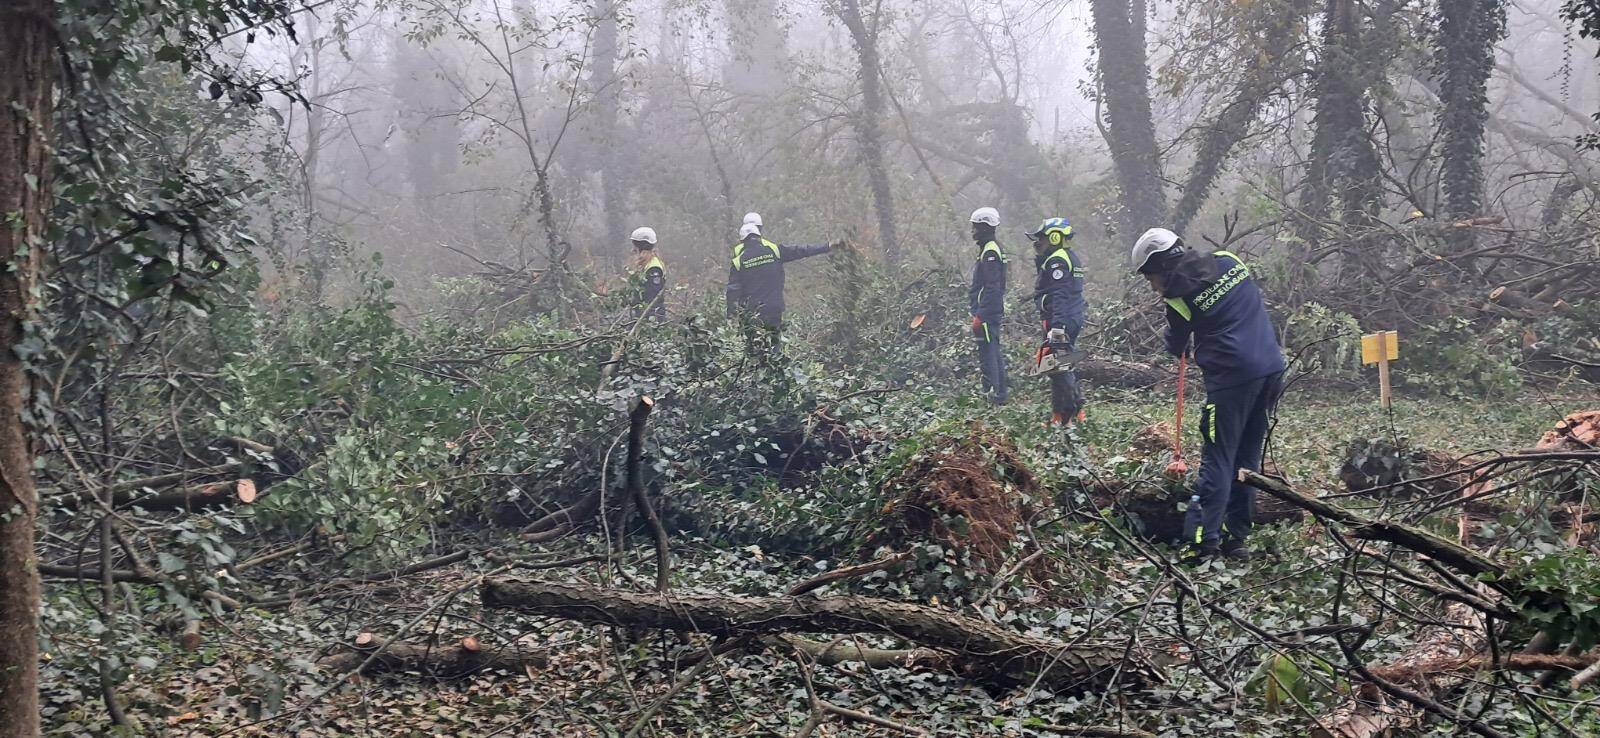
[179,620,202,651]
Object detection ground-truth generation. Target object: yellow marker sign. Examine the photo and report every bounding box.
[1360,331,1399,365]
[1361,331,1400,409]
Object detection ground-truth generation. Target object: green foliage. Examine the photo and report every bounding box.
[1245,652,1343,713]
[1282,302,1363,378]
[1402,318,1523,398]
[1502,548,1600,649]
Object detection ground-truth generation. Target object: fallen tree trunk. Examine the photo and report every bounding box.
[481,578,1160,693]
[1075,357,1191,388]
[317,633,548,678]
[1076,478,1303,542]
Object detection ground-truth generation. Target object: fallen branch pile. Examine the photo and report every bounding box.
[480,578,1161,693]
[318,633,548,678]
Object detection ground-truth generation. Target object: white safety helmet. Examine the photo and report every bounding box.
[743,212,763,228]
[629,226,657,246]
[969,207,1000,227]
[739,222,762,240]
[1131,227,1184,273]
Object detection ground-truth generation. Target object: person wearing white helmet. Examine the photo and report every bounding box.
[1133,227,1285,563]
[726,217,839,352]
[967,207,1008,404]
[626,226,666,321]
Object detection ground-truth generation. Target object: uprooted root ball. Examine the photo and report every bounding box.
[881,423,1037,565]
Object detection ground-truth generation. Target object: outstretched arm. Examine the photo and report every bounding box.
[779,242,832,262]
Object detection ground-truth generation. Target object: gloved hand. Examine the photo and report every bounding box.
[970,315,984,335]
[829,239,849,252]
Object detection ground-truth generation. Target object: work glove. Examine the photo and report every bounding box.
[970,315,984,336]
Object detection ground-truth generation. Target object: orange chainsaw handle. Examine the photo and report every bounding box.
[1166,354,1189,478]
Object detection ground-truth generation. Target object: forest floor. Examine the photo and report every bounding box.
[40,382,1596,737]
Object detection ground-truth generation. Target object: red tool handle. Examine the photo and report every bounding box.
[1173,354,1187,460]
[1164,355,1189,478]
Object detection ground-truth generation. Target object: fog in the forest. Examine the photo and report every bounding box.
[237,0,1597,313]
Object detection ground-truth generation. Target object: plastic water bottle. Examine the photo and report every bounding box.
[1183,494,1203,545]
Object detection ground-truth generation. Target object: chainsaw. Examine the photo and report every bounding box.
[1033,329,1085,377]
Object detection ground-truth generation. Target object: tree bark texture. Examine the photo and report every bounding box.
[588,0,629,259]
[481,578,1161,692]
[1434,0,1507,221]
[1090,0,1166,239]
[1170,0,1309,231]
[1299,0,1385,244]
[837,0,900,263]
[0,1,53,733]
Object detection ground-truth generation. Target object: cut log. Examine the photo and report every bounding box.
[1075,357,1192,389]
[481,578,1160,693]
[1073,478,1303,543]
[317,635,548,678]
[178,620,202,652]
[1536,410,1600,452]
[114,479,259,513]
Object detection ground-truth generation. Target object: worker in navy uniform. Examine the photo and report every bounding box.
[1132,227,1286,562]
[725,213,836,352]
[1027,217,1087,425]
[967,207,1008,405]
[627,226,666,321]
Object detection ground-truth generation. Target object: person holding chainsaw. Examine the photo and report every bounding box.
[967,207,1008,405]
[1028,217,1087,425]
[1132,227,1284,562]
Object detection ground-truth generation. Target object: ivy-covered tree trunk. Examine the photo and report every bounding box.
[588,0,629,260]
[837,0,899,263]
[0,1,51,734]
[1170,0,1310,232]
[1435,0,1508,221]
[1090,0,1166,239]
[1299,0,1384,267]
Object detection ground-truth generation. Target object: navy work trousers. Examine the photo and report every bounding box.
[975,320,1007,404]
[1185,371,1283,548]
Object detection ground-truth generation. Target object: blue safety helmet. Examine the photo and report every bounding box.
[1026,217,1073,245]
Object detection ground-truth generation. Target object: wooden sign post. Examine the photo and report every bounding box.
[1361,330,1400,409]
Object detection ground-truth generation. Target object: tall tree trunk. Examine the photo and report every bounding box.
[588,0,628,260]
[0,2,51,735]
[1298,0,1384,270]
[303,15,327,299]
[1170,0,1310,232]
[837,0,899,262]
[1435,0,1507,220]
[1090,0,1166,239]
